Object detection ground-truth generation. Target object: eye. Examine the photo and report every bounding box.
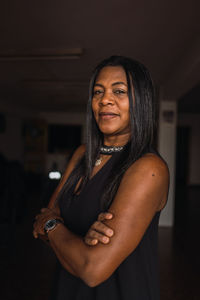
[114,89,127,95]
[93,89,103,96]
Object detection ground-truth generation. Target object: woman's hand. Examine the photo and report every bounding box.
[84,212,114,246]
[33,207,63,239]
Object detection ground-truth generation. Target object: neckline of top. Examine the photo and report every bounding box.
[89,153,116,182]
[73,152,119,197]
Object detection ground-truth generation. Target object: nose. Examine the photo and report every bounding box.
[99,90,114,106]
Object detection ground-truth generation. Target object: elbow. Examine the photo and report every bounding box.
[80,260,109,287]
[82,274,105,288]
[84,277,101,288]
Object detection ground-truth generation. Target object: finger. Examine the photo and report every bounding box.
[33,226,45,237]
[84,237,98,246]
[33,220,45,235]
[33,230,38,239]
[92,221,114,237]
[98,212,113,221]
[33,221,38,229]
[88,229,110,244]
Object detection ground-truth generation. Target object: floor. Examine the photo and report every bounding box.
[0,185,199,300]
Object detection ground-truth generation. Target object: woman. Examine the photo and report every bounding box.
[33,55,169,299]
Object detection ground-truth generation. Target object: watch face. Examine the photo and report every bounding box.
[45,219,57,231]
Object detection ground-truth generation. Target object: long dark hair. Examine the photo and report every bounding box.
[57,55,156,209]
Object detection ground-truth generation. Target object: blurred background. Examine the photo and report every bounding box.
[0,1,199,299]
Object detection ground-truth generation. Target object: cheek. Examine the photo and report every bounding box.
[123,109,131,127]
[121,102,130,120]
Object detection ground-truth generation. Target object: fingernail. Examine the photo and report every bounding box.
[108,230,113,236]
[103,237,109,243]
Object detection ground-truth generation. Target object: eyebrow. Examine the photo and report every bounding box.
[94,81,128,88]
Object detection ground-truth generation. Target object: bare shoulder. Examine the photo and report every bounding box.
[70,144,86,165]
[129,153,169,181]
[63,144,86,177]
[125,153,169,183]
[113,153,169,213]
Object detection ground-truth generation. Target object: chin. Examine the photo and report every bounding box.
[98,125,118,135]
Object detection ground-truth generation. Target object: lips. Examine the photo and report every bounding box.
[99,112,119,120]
[99,112,119,116]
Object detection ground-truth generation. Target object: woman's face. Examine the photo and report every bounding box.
[92,66,131,143]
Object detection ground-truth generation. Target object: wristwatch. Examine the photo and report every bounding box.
[44,218,63,236]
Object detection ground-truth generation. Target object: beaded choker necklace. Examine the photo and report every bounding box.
[100,145,124,155]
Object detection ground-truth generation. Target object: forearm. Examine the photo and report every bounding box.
[39,232,77,276]
[48,223,95,285]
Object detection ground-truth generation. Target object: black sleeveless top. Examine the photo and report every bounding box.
[54,152,160,300]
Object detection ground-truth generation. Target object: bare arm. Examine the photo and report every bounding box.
[45,154,169,287]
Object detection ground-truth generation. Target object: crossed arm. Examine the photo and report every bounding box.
[33,147,169,287]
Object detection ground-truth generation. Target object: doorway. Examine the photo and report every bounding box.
[175,126,190,227]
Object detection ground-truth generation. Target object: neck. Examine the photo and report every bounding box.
[103,133,130,147]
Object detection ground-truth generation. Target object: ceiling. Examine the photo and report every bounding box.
[0,0,200,113]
